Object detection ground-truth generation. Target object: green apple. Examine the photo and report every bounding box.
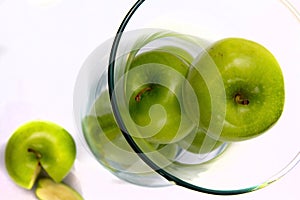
[82,115,177,173]
[156,143,178,160]
[155,45,194,64]
[5,121,76,189]
[35,178,83,200]
[89,90,121,141]
[124,48,196,144]
[82,115,139,170]
[185,37,285,141]
[82,90,134,162]
[82,90,179,172]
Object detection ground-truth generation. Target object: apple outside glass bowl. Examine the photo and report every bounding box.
[73,0,300,195]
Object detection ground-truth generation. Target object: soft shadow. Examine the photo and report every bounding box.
[0,46,6,56]
[63,167,83,194]
[0,143,8,179]
[0,143,8,177]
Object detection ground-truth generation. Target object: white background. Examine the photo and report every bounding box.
[0,0,299,199]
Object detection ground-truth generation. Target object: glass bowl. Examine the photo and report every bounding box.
[73,0,300,195]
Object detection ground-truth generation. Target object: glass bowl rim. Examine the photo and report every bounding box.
[106,0,300,195]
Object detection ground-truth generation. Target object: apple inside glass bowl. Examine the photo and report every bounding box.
[73,0,300,195]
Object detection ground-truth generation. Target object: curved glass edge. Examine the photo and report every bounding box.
[107,0,167,181]
[107,0,300,195]
[253,152,300,191]
[281,0,300,22]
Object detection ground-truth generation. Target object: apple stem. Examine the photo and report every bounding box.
[135,87,152,102]
[28,148,42,159]
[235,94,249,105]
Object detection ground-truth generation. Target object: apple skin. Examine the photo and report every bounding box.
[81,115,140,170]
[82,90,137,163]
[35,178,83,200]
[5,121,76,189]
[90,90,121,141]
[125,48,196,144]
[82,115,177,173]
[82,90,179,172]
[185,38,285,141]
[179,128,224,154]
[155,45,194,64]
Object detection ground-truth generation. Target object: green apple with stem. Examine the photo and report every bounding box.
[35,178,83,200]
[5,121,76,189]
[124,47,196,144]
[185,37,285,141]
[82,90,178,173]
